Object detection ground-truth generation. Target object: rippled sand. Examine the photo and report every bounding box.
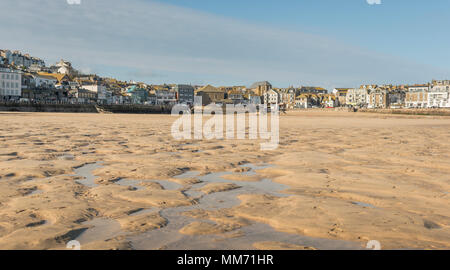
[0,111,449,250]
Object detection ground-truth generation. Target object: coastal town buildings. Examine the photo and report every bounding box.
[368,88,389,109]
[2,48,450,110]
[263,89,280,105]
[428,81,450,108]
[81,84,113,104]
[332,88,350,106]
[388,90,406,109]
[405,85,429,108]
[0,50,45,68]
[53,60,75,75]
[278,88,296,108]
[173,84,194,105]
[227,88,245,104]
[250,81,272,96]
[0,68,22,100]
[148,93,157,105]
[126,85,149,104]
[33,74,58,89]
[244,89,262,105]
[69,88,97,104]
[320,94,338,108]
[156,89,177,105]
[195,85,226,105]
[81,84,105,94]
[295,94,319,108]
[346,88,369,107]
[37,72,70,85]
[298,86,328,95]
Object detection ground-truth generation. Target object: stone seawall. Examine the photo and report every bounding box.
[0,103,98,113]
[358,108,450,116]
[291,107,353,112]
[0,103,173,114]
[100,104,172,114]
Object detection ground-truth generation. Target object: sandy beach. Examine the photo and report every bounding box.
[0,111,449,250]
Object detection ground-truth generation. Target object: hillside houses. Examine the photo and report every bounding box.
[0,50,45,68]
[2,49,450,110]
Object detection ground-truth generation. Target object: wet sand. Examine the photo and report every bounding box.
[0,111,449,250]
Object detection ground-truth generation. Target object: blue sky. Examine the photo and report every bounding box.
[1,0,449,89]
[161,0,450,68]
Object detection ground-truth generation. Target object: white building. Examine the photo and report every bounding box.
[82,84,106,93]
[0,68,22,99]
[428,83,450,108]
[156,90,177,105]
[405,85,429,108]
[82,84,112,103]
[54,59,75,75]
[263,89,280,105]
[346,88,369,107]
[321,94,338,108]
[0,50,45,68]
[33,74,57,89]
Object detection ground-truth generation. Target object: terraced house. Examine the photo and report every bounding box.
[332,88,350,106]
[0,68,22,100]
[173,84,194,105]
[405,85,429,108]
[346,88,369,107]
[368,88,389,109]
[195,85,226,106]
[428,80,450,108]
[278,88,296,108]
[388,89,406,109]
[263,89,280,106]
[295,93,319,108]
[319,94,338,108]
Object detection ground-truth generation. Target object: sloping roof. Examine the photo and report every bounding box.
[335,88,351,92]
[407,84,429,88]
[266,89,279,94]
[33,74,58,81]
[37,72,69,82]
[301,86,327,92]
[227,89,243,95]
[320,94,336,100]
[195,85,223,93]
[250,81,272,89]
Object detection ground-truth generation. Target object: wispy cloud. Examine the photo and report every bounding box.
[1,0,448,88]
